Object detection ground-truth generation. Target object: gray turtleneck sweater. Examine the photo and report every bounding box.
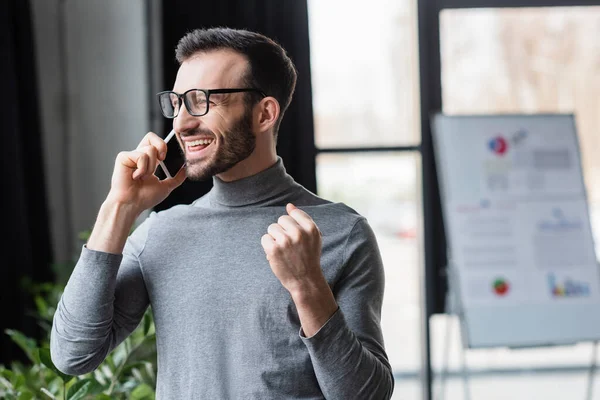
[50,158,394,399]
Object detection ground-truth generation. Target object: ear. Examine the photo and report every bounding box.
[254,97,280,134]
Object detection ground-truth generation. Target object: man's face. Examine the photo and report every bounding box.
[172,50,256,181]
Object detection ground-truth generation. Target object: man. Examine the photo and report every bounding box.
[50,27,394,399]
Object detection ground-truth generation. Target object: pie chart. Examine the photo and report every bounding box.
[493,278,510,296]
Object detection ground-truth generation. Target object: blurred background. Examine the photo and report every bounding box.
[2,0,600,399]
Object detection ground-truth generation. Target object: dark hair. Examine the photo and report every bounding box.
[175,27,297,137]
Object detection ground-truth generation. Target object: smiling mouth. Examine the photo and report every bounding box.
[185,138,214,153]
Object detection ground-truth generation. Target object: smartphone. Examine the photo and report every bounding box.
[155,129,185,180]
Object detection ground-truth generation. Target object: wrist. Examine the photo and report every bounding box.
[86,198,140,254]
[290,275,338,338]
[289,275,330,303]
[289,274,338,314]
[101,196,142,222]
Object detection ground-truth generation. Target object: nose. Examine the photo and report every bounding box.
[173,102,200,135]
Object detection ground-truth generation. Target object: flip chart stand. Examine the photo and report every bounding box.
[436,263,472,400]
[437,263,600,400]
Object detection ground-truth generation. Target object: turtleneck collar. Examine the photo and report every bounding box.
[206,157,299,207]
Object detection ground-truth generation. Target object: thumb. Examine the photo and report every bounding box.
[163,165,187,190]
[286,203,297,215]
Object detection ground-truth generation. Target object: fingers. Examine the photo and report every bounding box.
[116,145,162,181]
[286,203,297,215]
[277,215,301,232]
[276,215,302,243]
[137,131,168,161]
[128,145,159,180]
[117,151,149,180]
[116,151,138,170]
[139,145,160,172]
[161,164,187,190]
[131,153,148,180]
[263,205,321,258]
[286,203,321,236]
[267,223,288,243]
[261,234,276,257]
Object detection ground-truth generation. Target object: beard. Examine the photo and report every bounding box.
[183,106,256,181]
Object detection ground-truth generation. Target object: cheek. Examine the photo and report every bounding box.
[206,104,249,140]
[209,116,236,139]
[213,108,227,119]
[201,114,227,139]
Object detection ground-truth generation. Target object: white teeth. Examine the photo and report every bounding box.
[188,139,213,146]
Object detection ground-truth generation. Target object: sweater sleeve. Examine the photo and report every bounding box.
[50,216,153,376]
[300,218,394,400]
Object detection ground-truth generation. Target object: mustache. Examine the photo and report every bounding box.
[180,128,216,138]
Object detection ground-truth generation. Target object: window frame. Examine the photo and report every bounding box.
[417,1,600,399]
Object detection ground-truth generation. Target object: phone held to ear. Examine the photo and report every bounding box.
[155,129,186,180]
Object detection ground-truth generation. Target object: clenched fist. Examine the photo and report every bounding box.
[261,203,324,295]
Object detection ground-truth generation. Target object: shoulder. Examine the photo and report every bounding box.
[129,203,193,239]
[125,203,199,257]
[150,203,193,219]
[300,202,373,241]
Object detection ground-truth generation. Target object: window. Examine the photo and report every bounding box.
[309,0,421,149]
[308,1,422,398]
[435,7,600,399]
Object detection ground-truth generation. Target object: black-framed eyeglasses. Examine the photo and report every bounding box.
[156,88,266,119]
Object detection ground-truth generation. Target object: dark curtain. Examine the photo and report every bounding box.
[0,0,54,364]
[155,0,316,211]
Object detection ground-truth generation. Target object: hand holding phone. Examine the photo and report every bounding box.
[155,129,186,180]
[106,131,186,217]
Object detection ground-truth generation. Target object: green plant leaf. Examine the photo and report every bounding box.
[130,383,154,400]
[2,276,158,399]
[0,374,13,390]
[143,312,151,336]
[38,348,74,384]
[77,230,91,241]
[9,363,25,378]
[40,388,56,400]
[5,330,37,363]
[119,361,144,380]
[48,376,63,394]
[144,362,155,383]
[92,369,107,386]
[17,390,34,400]
[110,345,126,369]
[131,367,144,382]
[86,378,105,395]
[34,295,49,317]
[99,365,113,380]
[66,379,92,400]
[2,368,14,381]
[13,373,25,389]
